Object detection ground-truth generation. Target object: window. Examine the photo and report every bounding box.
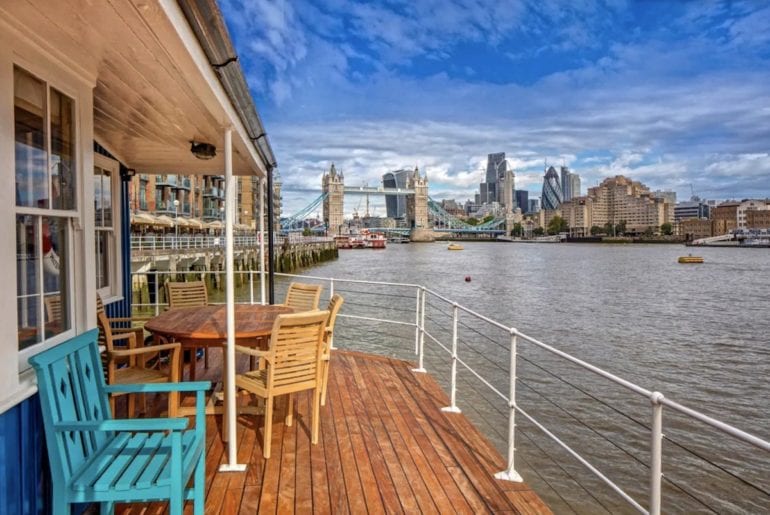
[94,155,121,300]
[14,66,77,352]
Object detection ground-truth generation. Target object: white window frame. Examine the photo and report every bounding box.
[13,64,80,370]
[94,153,122,303]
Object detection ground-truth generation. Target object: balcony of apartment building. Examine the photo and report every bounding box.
[173,176,192,191]
[155,174,177,187]
[202,206,225,221]
[203,186,223,198]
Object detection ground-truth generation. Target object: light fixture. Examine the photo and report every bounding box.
[120,167,136,180]
[190,141,216,160]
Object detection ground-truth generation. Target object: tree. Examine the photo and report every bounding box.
[616,220,627,235]
[547,216,568,235]
[643,226,654,237]
[302,227,312,237]
[590,225,603,236]
[466,217,479,226]
[661,222,673,236]
[482,215,495,224]
[533,227,545,236]
[603,221,614,235]
[512,223,523,237]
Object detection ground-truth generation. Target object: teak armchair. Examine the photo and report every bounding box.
[235,310,329,458]
[282,282,322,311]
[97,310,181,418]
[321,294,344,406]
[166,280,210,371]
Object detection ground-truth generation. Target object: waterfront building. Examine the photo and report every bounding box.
[541,166,563,210]
[538,208,562,231]
[569,172,581,199]
[680,219,713,240]
[559,166,581,202]
[737,199,769,228]
[675,198,710,221]
[478,153,515,212]
[747,208,770,228]
[529,198,540,213]
[586,175,670,234]
[515,190,529,214]
[441,199,465,217]
[561,196,593,237]
[711,201,740,235]
[382,168,411,219]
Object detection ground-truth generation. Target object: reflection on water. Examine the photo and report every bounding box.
[297,242,770,514]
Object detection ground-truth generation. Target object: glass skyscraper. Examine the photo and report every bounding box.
[382,168,411,218]
[541,166,563,210]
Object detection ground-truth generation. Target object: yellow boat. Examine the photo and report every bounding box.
[678,255,704,264]
[447,243,464,251]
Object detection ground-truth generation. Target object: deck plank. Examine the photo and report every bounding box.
[113,348,549,515]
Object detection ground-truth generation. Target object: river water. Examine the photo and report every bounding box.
[289,242,770,514]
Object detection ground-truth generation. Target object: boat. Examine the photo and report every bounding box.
[678,255,704,264]
[447,242,464,250]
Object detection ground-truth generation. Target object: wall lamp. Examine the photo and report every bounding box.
[120,167,136,181]
[190,141,217,160]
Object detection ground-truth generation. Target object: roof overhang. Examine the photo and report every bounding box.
[1,0,271,176]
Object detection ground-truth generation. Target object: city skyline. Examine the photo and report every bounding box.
[221,1,770,216]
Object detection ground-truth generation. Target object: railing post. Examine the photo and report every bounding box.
[649,392,664,515]
[413,286,421,354]
[330,278,335,300]
[249,270,254,305]
[495,328,523,482]
[442,303,461,413]
[412,286,426,373]
[153,272,160,316]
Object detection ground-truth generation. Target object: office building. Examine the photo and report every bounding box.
[478,153,515,211]
[541,166,563,210]
[382,168,411,219]
[561,196,593,236]
[674,198,710,221]
[515,190,529,213]
[529,198,540,213]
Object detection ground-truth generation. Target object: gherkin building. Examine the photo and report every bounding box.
[541,166,563,210]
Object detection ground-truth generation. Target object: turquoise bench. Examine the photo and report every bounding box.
[29,329,210,515]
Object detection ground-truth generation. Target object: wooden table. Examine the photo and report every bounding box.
[145,304,293,417]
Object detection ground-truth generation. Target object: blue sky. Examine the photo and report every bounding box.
[220,0,770,217]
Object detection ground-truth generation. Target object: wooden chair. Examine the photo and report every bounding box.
[282,282,322,312]
[321,294,344,406]
[96,293,147,349]
[29,329,210,515]
[235,310,329,458]
[98,310,182,418]
[166,281,210,372]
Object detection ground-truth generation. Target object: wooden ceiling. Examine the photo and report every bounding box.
[3,0,264,176]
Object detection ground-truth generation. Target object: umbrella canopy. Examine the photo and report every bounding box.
[155,215,175,227]
[206,220,224,230]
[130,212,158,225]
[187,218,204,229]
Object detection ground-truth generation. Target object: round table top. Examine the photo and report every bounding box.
[144,304,294,342]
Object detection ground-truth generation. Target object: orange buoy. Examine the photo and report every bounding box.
[465,276,472,282]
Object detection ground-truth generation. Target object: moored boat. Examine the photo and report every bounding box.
[447,242,464,250]
[678,255,704,263]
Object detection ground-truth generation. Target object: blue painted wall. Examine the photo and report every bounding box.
[0,396,49,515]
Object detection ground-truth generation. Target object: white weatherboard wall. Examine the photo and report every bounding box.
[0,17,96,413]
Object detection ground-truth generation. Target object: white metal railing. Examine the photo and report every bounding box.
[130,234,333,251]
[129,270,770,514]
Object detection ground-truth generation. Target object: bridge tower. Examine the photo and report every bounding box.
[322,164,344,236]
[407,167,435,241]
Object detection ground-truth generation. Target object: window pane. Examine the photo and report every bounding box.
[43,216,69,338]
[102,170,112,226]
[51,88,76,210]
[17,215,41,349]
[14,68,48,208]
[94,167,103,227]
[95,230,110,290]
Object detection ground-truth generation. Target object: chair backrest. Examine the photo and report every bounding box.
[166,280,208,308]
[28,329,112,485]
[283,282,322,312]
[96,310,118,352]
[266,310,329,395]
[324,294,344,349]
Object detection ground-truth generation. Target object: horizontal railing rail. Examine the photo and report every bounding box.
[130,235,334,251]
[129,269,770,514]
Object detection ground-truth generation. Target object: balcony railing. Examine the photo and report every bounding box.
[174,177,192,190]
[155,175,176,187]
[128,270,770,514]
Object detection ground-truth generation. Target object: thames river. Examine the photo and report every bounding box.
[288,241,770,514]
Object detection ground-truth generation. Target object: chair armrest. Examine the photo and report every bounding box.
[109,342,180,358]
[235,345,269,358]
[54,418,188,432]
[104,381,211,394]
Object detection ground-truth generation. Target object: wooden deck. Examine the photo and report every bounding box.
[115,349,550,514]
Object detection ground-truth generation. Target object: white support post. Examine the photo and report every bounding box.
[412,286,427,373]
[442,303,461,413]
[495,328,523,482]
[329,279,336,350]
[649,392,664,515]
[249,270,254,305]
[219,126,246,473]
[413,286,421,354]
[258,177,266,306]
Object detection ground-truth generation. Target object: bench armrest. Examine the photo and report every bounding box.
[54,418,188,432]
[104,381,211,394]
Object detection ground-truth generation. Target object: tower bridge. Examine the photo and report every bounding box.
[281,164,513,239]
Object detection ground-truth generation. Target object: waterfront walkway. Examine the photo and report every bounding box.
[114,349,549,514]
